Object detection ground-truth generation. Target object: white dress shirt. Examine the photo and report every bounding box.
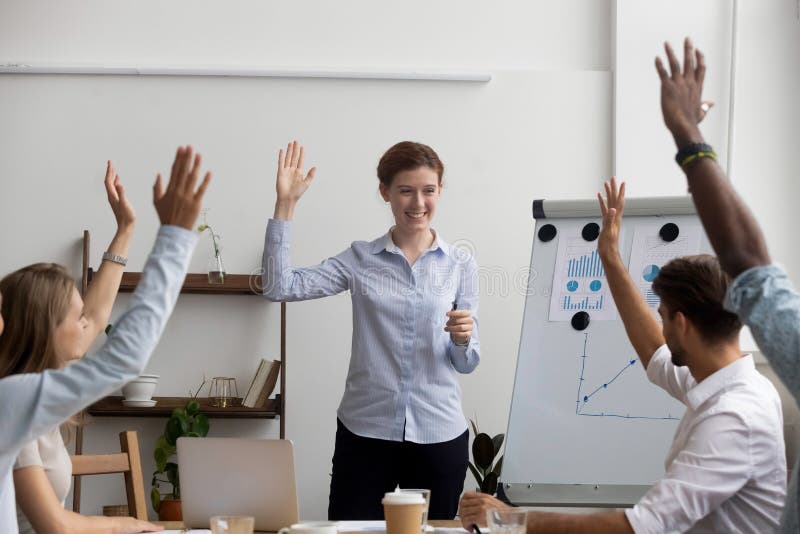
[625,345,786,533]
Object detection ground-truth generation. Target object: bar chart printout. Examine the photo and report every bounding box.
[549,235,617,321]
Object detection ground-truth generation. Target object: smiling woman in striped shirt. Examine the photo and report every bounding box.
[262,140,480,520]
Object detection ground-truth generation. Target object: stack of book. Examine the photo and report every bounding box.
[242,358,281,408]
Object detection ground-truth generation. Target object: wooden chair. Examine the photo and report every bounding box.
[70,430,147,520]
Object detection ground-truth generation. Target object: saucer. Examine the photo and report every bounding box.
[122,399,157,407]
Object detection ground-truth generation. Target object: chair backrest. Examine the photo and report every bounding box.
[70,430,147,520]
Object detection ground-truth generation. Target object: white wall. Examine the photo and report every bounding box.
[1,0,799,522]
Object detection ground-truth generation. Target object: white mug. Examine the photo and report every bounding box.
[278,521,338,534]
[121,374,159,401]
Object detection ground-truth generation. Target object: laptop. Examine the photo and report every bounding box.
[177,437,300,530]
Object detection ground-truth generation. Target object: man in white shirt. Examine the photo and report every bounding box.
[459,176,786,533]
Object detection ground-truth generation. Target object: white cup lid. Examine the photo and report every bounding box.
[382,490,424,505]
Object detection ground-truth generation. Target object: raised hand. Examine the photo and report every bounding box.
[153,146,211,230]
[274,140,317,220]
[104,160,136,232]
[597,177,626,258]
[655,38,708,148]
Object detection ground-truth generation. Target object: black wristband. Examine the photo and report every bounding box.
[675,142,716,169]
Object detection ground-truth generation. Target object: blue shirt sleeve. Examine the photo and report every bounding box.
[0,225,196,459]
[725,264,800,402]
[447,253,480,374]
[262,218,351,301]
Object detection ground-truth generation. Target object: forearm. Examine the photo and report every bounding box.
[672,127,770,276]
[528,510,633,534]
[81,226,134,345]
[599,248,664,367]
[273,199,297,220]
[31,509,139,534]
[685,159,770,276]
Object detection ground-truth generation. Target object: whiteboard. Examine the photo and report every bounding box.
[502,196,712,507]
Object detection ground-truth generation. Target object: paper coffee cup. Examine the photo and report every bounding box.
[383,490,424,534]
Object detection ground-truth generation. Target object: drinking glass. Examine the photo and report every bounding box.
[486,508,527,534]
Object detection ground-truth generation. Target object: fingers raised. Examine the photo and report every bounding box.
[695,49,706,86]
[185,152,202,193]
[169,146,183,191]
[655,57,669,81]
[665,41,681,79]
[195,171,212,201]
[597,192,608,216]
[682,37,695,78]
[153,173,165,203]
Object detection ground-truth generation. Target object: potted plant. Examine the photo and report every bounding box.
[198,210,225,284]
[151,399,210,520]
[468,419,504,495]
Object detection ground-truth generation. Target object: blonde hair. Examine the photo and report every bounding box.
[0,263,82,439]
[0,263,75,378]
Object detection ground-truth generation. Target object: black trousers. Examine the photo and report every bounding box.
[328,419,469,520]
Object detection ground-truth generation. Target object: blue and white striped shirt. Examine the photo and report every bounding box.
[262,219,480,444]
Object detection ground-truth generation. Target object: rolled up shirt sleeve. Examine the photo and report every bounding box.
[725,264,800,401]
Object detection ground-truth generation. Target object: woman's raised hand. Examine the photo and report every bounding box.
[104,160,136,233]
[274,140,316,220]
[153,145,212,230]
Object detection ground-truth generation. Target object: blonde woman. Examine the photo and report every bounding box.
[0,147,210,533]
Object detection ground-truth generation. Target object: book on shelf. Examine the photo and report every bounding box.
[242,358,281,408]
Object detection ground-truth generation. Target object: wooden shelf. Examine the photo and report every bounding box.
[112,272,262,295]
[87,395,280,419]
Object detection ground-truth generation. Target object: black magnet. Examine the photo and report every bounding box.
[538,224,557,242]
[581,222,600,242]
[659,223,680,242]
[571,311,590,331]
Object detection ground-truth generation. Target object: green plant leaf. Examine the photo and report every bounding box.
[492,433,504,455]
[192,414,210,436]
[186,400,200,416]
[155,435,170,451]
[482,472,499,495]
[468,461,483,487]
[176,412,190,432]
[154,445,169,472]
[472,433,494,471]
[164,419,180,446]
[492,455,504,477]
[151,486,161,512]
[165,462,179,487]
[469,418,479,437]
[185,431,200,438]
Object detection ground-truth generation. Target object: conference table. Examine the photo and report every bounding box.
[155,519,463,533]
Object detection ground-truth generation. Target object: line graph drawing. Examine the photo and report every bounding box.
[581,358,637,403]
[575,332,679,421]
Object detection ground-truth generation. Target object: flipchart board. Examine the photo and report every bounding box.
[501,196,712,507]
